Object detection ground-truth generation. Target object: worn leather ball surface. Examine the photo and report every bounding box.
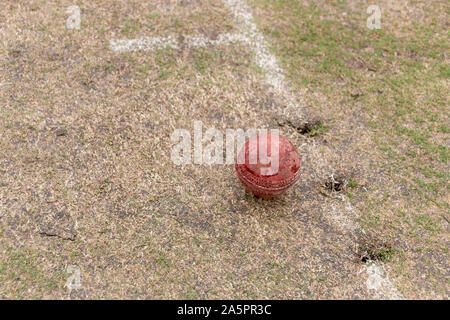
[235,133,301,198]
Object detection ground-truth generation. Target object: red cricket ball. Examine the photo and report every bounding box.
[235,133,301,198]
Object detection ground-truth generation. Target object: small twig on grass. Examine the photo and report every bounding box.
[39,231,75,241]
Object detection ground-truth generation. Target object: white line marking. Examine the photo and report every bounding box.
[222,0,307,120]
[109,33,248,52]
[364,263,404,299]
[110,35,178,52]
[222,0,285,91]
[223,0,404,300]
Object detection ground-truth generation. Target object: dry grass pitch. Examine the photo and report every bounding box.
[0,0,448,299]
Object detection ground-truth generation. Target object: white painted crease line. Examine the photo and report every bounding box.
[363,263,404,300]
[329,201,404,299]
[184,33,248,48]
[329,203,359,231]
[223,0,404,300]
[222,0,285,91]
[222,0,304,119]
[109,33,248,53]
[110,35,179,52]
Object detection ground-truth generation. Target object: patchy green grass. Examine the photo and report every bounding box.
[0,248,62,299]
[251,0,449,222]
[307,123,329,136]
[250,0,449,296]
